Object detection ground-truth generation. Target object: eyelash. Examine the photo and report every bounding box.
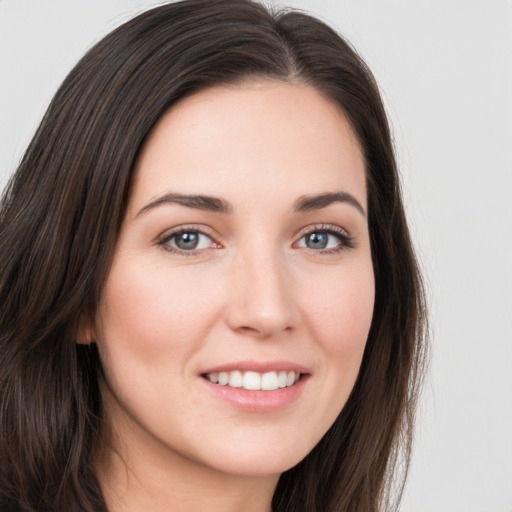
[156,224,355,255]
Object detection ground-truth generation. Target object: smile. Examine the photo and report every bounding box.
[204,370,301,391]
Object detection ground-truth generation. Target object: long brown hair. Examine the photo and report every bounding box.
[0,1,428,510]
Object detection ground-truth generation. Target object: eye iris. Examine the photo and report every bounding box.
[175,232,199,250]
[306,232,328,249]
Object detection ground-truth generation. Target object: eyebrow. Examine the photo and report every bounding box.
[136,190,365,218]
[136,193,232,217]
[294,192,366,216]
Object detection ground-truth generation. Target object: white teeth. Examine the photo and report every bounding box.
[205,370,300,390]
[228,370,243,388]
[243,371,261,390]
[261,371,278,391]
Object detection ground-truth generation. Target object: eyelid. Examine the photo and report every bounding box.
[295,223,350,239]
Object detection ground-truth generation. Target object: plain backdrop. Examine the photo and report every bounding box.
[1,1,511,511]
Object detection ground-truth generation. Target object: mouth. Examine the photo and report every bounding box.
[202,370,302,391]
[200,363,310,412]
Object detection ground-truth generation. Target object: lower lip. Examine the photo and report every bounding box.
[200,375,309,412]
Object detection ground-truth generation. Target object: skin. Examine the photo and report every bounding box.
[86,80,375,512]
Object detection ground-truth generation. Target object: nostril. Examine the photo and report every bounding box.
[237,325,261,335]
[235,324,292,339]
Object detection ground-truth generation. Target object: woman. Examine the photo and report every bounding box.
[0,1,427,511]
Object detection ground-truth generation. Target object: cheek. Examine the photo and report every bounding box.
[306,260,374,336]
[303,261,375,379]
[289,261,374,450]
[95,258,223,368]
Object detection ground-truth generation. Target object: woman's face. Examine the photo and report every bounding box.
[92,81,374,478]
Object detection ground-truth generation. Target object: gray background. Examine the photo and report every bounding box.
[1,1,511,510]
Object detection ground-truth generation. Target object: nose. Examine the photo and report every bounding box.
[225,246,297,339]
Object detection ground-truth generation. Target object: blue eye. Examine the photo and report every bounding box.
[304,232,330,249]
[296,228,353,252]
[162,230,214,252]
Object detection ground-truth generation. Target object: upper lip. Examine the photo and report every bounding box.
[200,360,310,375]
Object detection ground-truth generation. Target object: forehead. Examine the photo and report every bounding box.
[129,80,366,213]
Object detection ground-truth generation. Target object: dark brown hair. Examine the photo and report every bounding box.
[0,1,427,510]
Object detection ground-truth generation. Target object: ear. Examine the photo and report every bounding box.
[76,313,95,345]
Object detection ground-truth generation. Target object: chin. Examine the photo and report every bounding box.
[194,436,312,477]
